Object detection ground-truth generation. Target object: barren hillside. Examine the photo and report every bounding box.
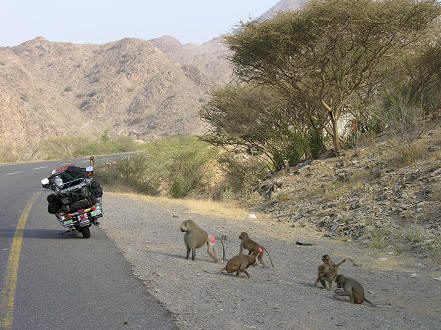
[254,124,441,261]
[0,0,307,146]
[0,37,213,144]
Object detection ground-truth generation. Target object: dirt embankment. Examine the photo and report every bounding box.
[251,126,441,263]
[101,193,441,330]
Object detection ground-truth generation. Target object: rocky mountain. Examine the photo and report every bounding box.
[259,0,309,20]
[0,0,305,145]
[0,37,212,144]
[150,35,232,85]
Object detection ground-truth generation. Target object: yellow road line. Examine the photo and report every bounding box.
[0,192,40,329]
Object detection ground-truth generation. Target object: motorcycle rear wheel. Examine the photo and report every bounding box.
[80,226,91,238]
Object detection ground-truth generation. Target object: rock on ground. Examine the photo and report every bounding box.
[100,194,441,330]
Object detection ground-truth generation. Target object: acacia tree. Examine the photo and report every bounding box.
[200,84,312,169]
[224,0,440,154]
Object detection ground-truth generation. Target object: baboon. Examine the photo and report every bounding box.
[239,232,274,268]
[334,274,375,306]
[204,254,256,278]
[89,155,96,166]
[314,255,350,290]
[180,220,225,263]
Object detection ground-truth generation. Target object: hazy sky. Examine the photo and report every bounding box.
[0,0,280,47]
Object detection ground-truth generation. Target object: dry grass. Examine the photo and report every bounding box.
[106,191,255,222]
[392,242,406,255]
[347,169,371,184]
[430,183,441,201]
[400,224,426,243]
[387,140,426,168]
[427,236,441,265]
[273,191,292,202]
[308,181,350,202]
[368,227,391,249]
[430,150,441,161]
[238,191,265,208]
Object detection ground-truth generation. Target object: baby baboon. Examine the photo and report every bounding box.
[239,232,274,268]
[204,254,256,278]
[89,155,96,166]
[314,255,350,290]
[334,274,375,306]
[180,220,225,263]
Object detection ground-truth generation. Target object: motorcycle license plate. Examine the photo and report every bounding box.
[91,210,101,216]
[63,219,73,225]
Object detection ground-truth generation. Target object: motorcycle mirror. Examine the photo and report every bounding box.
[85,166,93,173]
[41,178,50,188]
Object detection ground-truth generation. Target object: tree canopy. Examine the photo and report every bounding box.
[221,0,440,154]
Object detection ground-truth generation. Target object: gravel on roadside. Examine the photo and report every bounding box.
[101,194,441,330]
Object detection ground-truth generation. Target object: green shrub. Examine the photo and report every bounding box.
[1,134,145,162]
[218,153,268,194]
[95,136,219,198]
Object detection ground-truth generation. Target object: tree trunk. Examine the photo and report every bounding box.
[330,112,341,155]
[321,99,341,155]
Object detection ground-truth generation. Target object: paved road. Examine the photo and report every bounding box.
[0,156,177,329]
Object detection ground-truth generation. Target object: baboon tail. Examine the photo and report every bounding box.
[218,237,226,262]
[265,249,275,268]
[203,267,226,274]
[363,298,376,307]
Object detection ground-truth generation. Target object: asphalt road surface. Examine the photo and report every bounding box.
[0,156,177,329]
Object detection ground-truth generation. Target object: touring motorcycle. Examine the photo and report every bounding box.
[41,164,103,238]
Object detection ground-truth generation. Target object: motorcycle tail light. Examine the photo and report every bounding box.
[91,207,96,211]
[67,214,72,219]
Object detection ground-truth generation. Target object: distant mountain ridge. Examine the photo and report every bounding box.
[0,0,306,145]
[259,0,308,20]
[0,37,210,144]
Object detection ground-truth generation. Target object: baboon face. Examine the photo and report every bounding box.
[239,232,247,240]
[248,256,257,265]
[180,220,190,232]
[322,254,330,263]
[335,274,345,287]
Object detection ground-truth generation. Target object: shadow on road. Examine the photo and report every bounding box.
[147,250,188,260]
[147,250,226,264]
[298,281,320,289]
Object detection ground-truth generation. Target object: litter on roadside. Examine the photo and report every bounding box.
[378,257,388,261]
[295,241,316,246]
[248,214,257,219]
[433,277,441,281]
